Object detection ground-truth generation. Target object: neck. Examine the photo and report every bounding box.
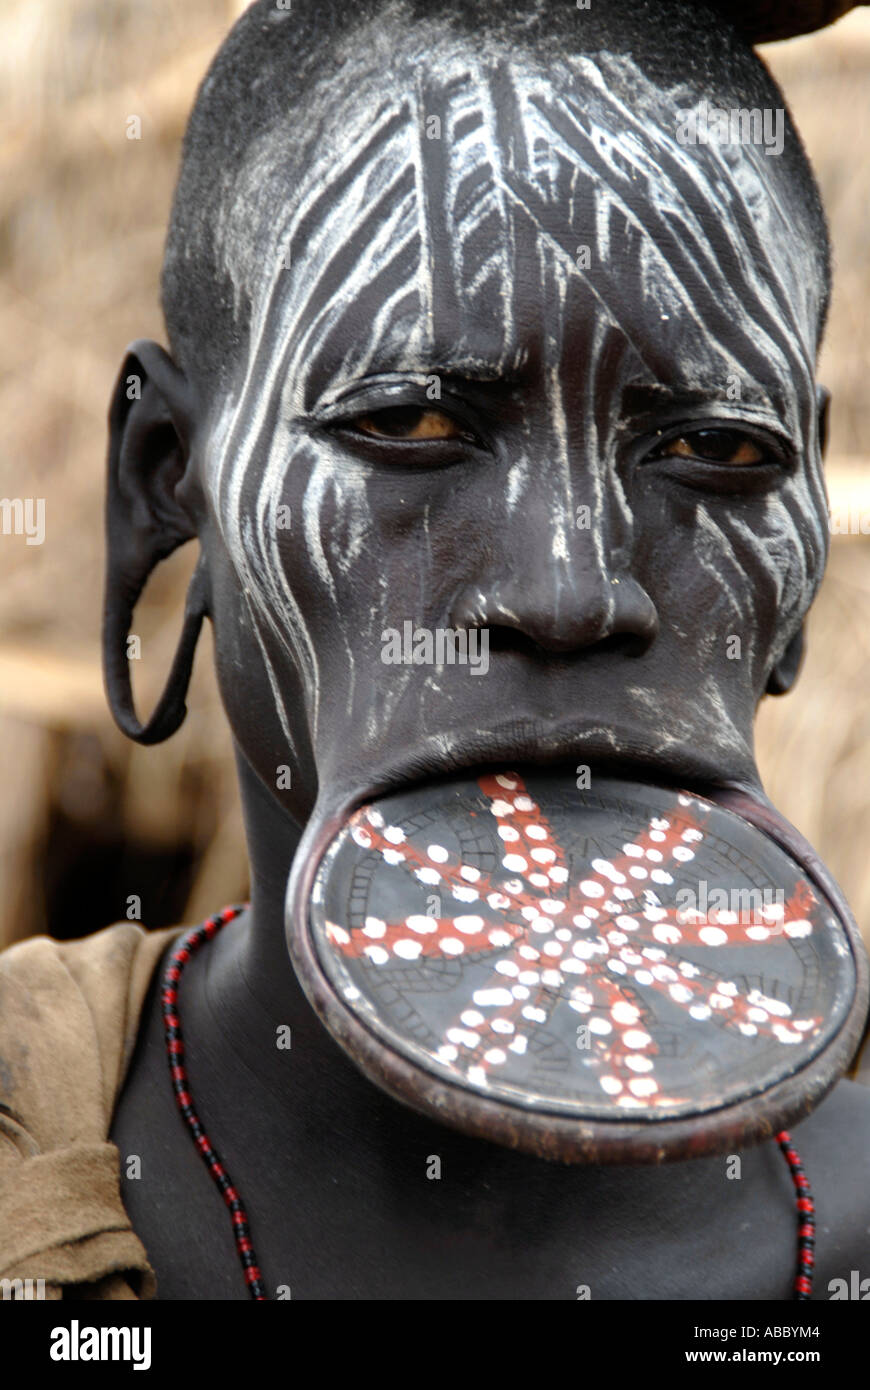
[191,744,382,1120]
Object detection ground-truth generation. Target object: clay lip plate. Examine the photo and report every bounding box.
[307,771,857,1127]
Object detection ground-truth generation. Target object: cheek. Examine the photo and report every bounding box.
[633,486,824,669]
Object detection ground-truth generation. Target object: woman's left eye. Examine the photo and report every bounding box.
[651,429,767,466]
[347,405,469,441]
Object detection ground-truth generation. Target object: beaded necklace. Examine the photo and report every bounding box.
[162,905,815,1301]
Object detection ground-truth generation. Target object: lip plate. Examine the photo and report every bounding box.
[287,771,868,1164]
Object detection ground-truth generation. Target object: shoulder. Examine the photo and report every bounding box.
[0,922,180,1157]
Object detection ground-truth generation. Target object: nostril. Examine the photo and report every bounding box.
[481,626,651,660]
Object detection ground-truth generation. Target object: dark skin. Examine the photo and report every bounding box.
[108,45,870,1297]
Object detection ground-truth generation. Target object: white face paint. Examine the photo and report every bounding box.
[195,29,828,824]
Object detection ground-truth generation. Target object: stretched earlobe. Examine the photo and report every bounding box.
[765,626,805,696]
[816,384,831,458]
[104,554,208,744]
[102,339,206,744]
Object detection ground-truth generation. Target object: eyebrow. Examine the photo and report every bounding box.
[361,342,530,384]
[620,380,784,419]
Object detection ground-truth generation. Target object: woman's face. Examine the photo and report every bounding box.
[194,40,828,827]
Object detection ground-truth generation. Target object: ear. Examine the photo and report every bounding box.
[106,338,199,559]
[103,339,207,743]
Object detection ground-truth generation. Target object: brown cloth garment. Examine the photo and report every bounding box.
[0,923,181,1300]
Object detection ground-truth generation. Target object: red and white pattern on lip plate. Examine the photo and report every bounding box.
[323,772,821,1111]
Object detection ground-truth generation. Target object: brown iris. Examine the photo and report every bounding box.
[350,405,465,440]
[658,429,764,466]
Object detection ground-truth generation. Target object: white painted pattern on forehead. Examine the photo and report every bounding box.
[209,47,820,416]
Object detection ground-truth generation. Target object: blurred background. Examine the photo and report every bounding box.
[0,0,868,947]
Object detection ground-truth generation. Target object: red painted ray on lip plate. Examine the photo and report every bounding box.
[324,772,820,1109]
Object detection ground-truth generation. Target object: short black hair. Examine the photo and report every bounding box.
[161,0,832,401]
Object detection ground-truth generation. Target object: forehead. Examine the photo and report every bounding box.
[226,45,819,435]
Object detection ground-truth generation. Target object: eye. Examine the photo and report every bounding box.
[348,405,471,441]
[651,429,766,466]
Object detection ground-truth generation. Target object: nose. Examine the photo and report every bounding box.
[448,509,659,656]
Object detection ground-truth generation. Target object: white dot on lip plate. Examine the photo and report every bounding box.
[487,892,510,910]
[393,939,422,960]
[531,847,556,864]
[625,1054,654,1073]
[785,919,812,938]
[611,1001,640,1024]
[404,918,436,937]
[454,915,484,934]
[503,854,528,872]
[453,885,478,903]
[628,1077,658,1097]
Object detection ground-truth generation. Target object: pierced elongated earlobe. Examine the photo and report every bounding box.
[104,553,208,744]
[816,384,831,458]
[102,339,206,744]
[765,625,805,696]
